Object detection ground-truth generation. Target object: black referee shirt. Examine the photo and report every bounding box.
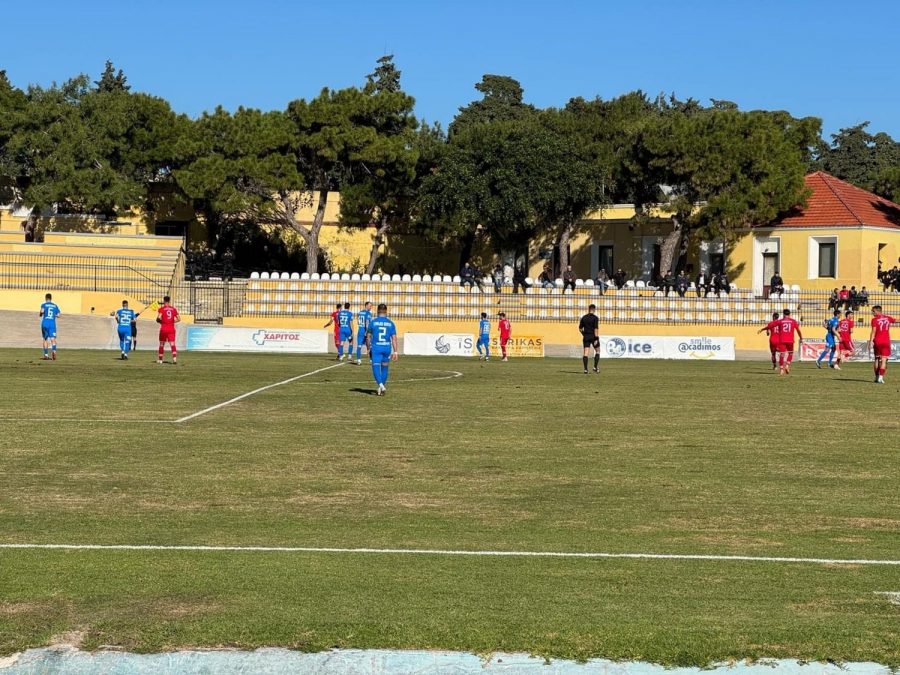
[579,313,599,338]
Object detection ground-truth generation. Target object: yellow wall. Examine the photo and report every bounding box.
[223,315,768,351]
[0,288,194,320]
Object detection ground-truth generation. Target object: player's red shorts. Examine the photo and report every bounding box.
[873,341,891,358]
[333,331,340,348]
[500,336,510,346]
[769,340,778,353]
[159,329,176,343]
[776,342,790,353]
[839,340,853,353]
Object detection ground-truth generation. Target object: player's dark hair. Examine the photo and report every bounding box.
[480,312,486,319]
[344,302,350,309]
[872,304,882,312]
[377,303,387,313]
[163,295,171,303]
[122,300,128,306]
[772,312,779,319]
[833,309,840,316]
[783,308,791,316]
[845,310,853,317]
[498,312,505,317]
[336,303,341,309]
[588,304,596,310]
[45,293,51,300]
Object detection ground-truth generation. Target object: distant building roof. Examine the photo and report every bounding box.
[766,171,900,230]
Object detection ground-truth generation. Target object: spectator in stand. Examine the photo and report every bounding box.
[858,286,869,306]
[492,263,504,294]
[662,269,675,295]
[675,271,689,297]
[696,270,710,297]
[460,262,478,289]
[595,268,608,296]
[512,264,529,295]
[613,268,627,290]
[22,217,36,243]
[849,286,859,311]
[769,272,785,297]
[562,265,576,291]
[838,285,850,309]
[716,271,730,296]
[503,262,514,287]
[828,287,840,310]
[538,264,555,289]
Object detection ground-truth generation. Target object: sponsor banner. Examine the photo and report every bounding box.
[404,333,474,356]
[490,335,544,358]
[599,335,735,360]
[665,336,735,361]
[599,336,666,359]
[187,326,328,353]
[800,339,900,361]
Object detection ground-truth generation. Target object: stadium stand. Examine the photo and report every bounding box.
[239,273,900,325]
[0,230,184,299]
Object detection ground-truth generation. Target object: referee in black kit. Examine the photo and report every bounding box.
[578,303,601,374]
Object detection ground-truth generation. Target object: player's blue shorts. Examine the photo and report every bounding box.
[118,326,132,341]
[339,327,352,340]
[477,336,490,346]
[41,323,57,339]
[357,330,367,345]
[825,335,836,347]
[371,347,392,364]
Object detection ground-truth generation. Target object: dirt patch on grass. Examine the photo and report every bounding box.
[0,601,54,616]
[49,630,86,649]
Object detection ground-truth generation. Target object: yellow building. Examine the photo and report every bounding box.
[727,172,900,294]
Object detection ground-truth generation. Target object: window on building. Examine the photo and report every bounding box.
[818,242,836,278]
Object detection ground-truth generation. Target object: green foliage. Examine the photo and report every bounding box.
[872,166,900,203]
[814,122,900,190]
[448,74,536,137]
[4,67,181,218]
[94,60,130,93]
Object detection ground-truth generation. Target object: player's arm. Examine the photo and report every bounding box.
[868,324,875,349]
[174,310,181,324]
[391,333,399,361]
[323,316,334,328]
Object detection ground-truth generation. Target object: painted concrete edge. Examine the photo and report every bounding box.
[0,647,895,674]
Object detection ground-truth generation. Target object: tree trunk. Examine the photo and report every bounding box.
[365,215,390,275]
[658,216,683,277]
[458,231,475,270]
[557,221,573,272]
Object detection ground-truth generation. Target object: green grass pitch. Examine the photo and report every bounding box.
[0,348,898,665]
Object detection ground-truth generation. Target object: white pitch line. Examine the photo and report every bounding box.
[0,543,898,566]
[173,361,346,423]
[0,418,163,423]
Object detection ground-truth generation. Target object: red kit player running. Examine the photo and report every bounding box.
[868,304,896,384]
[836,310,854,368]
[764,311,780,369]
[156,295,181,364]
[759,308,802,375]
[498,312,512,362]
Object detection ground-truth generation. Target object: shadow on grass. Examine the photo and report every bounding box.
[349,387,379,396]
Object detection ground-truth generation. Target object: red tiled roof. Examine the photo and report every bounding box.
[765,171,900,229]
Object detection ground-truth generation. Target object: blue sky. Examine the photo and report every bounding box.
[3,0,899,139]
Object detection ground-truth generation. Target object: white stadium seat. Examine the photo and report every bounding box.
[250,271,260,279]
[584,279,594,287]
[392,274,402,282]
[341,273,351,281]
[260,272,270,280]
[575,279,584,286]
[310,273,320,281]
[442,275,453,283]
[422,274,432,282]
[636,280,645,288]
[351,273,361,281]
[361,273,371,281]
[411,274,421,282]
[301,272,310,280]
[402,274,412,282]
[290,272,300,280]
[452,275,461,283]
[371,274,381,281]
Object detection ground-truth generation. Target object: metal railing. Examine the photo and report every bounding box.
[0,252,174,301]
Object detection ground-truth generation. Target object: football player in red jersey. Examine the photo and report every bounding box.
[835,310,854,369]
[156,295,181,364]
[498,312,512,362]
[868,305,896,384]
[759,309,802,375]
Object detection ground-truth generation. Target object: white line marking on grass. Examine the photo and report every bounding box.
[1,544,898,566]
[0,418,164,423]
[173,361,346,423]
[874,591,900,605]
[291,369,464,386]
